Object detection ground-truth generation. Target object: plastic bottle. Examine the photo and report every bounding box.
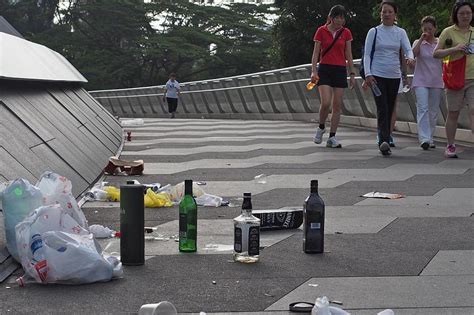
[303,180,325,254]
[29,233,48,282]
[371,83,382,97]
[306,81,317,91]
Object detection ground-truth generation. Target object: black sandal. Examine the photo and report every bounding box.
[289,301,315,313]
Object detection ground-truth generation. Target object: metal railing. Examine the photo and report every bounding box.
[89,61,471,131]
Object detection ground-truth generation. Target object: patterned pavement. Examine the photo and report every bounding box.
[1,118,473,314]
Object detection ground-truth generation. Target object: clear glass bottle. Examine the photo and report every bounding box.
[303,180,325,254]
[179,180,197,252]
[233,193,260,263]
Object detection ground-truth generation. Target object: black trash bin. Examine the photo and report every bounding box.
[120,183,145,265]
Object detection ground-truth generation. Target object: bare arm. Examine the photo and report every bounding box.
[412,39,422,57]
[311,41,321,82]
[345,40,356,89]
[433,43,467,59]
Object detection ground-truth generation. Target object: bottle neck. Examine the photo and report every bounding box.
[310,185,318,194]
[242,197,252,214]
[184,180,193,196]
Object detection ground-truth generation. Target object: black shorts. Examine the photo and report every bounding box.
[166,97,178,113]
[317,64,348,88]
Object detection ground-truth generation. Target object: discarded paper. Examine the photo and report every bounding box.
[362,192,405,199]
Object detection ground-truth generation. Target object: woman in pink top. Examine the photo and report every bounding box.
[412,16,444,150]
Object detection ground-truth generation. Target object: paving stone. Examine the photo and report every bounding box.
[265,276,474,311]
[421,250,474,276]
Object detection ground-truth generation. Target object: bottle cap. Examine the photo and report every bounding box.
[243,192,251,197]
[310,180,318,186]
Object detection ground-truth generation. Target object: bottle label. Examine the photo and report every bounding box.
[248,226,260,256]
[34,260,48,282]
[310,222,321,229]
[179,213,187,238]
[234,226,242,253]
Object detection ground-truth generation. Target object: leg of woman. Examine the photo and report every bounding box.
[415,87,430,146]
[428,88,443,145]
[314,85,333,143]
[467,82,474,135]
[374,77,391,146]
[384,78,401,153]
[326,87,343,148]
[445,110,460,144]
[318,85,332,127]
[330,88,343,134]
[390,96,398,146]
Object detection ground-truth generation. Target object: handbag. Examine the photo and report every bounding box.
[443,55,466,90]
[442,31,471,90]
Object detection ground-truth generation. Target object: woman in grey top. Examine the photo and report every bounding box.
[363,1,414,155]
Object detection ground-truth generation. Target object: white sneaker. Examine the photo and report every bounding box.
[313,128,326,144]
[326,136,342,148]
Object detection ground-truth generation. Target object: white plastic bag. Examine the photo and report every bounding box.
[195,193,223,207]
[15,204,122,285]
[169,181,205,202]
[36,171,88,228]
[16,204,89,283]
[2,179,43,261]
[42,231,122,284]
[89,224,116,238]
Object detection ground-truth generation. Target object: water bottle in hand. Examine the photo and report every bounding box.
[371,83,382,97]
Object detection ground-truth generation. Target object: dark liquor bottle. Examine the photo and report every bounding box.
[303,180,325,253]
[179,180,197,252]
[233,193,260,263]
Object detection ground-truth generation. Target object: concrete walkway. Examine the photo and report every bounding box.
[1,118,473,314]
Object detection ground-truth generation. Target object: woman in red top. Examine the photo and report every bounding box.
[311,5,356,148]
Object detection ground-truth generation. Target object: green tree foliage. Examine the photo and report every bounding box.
[272,0,378,67]
[0,0,59,36]
[393,0,452,41]
[2,0,273,89]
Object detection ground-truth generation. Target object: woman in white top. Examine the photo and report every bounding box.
[363,1,415,155]
[412,16,444,150]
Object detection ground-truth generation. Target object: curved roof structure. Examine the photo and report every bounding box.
[0,32,87,83]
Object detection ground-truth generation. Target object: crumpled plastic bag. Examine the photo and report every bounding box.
[15,204,122,285]
[195,193,222,207]
[36,171,88,228]
[89,224,116,238]
[144,189,173,208]
[104,186,120,202]
[168,181,205,202]
[41,231,122,284]
[312,296,350,315]
[1,179,43,261]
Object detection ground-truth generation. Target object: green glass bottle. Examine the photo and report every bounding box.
[179,180,197,252]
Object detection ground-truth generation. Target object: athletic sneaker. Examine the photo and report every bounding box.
[313,127,326,144]
[326,136,342,148]
[389,135,395,147]
[376,133,395,147]
[445,144,457,158]
[421,142,429,150]
[379,141,391,156]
